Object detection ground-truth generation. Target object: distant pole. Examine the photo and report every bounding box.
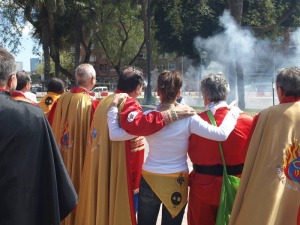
[146,0,152,105]
[199,51,208,107]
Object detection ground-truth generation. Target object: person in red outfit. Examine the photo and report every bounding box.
[75,66,195,225]
[187,73,253,225]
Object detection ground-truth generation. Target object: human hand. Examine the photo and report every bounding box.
[111,93,129,107]
[174,104,196,120]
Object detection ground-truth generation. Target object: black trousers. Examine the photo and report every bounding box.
[137,176,186,225]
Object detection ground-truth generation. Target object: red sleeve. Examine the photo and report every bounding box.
[242,113,260,157]
[120,97,166,136]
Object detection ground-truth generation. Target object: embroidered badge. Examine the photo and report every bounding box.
[92,128,97,138]
[176,173,185,187]
[276,139,300,191]
[60,122,73,150]
[283,139,300,183]
[127,111,138,122]
[45,96,53,106]
[171,192,182,206]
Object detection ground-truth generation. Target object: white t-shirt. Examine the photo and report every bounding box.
[107,106,239,174]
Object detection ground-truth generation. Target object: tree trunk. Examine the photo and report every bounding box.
[74,10,81,68]
[41,12,51,80]
[227,0,245,109]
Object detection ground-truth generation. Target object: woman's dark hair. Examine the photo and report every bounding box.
[157,70,182,103]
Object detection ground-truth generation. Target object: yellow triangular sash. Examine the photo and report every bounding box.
[142,170,188,218]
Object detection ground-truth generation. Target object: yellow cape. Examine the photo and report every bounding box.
[51,91,93,225]
[229,102,300,225]
[75,94,136,225]
[38,91,61,116]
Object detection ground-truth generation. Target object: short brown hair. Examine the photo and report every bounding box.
[157,70,182,103]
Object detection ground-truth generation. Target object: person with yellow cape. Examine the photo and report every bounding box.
[229,67,300,225]
[107,70,241,225]
[38,77,65,123]
[74,66,198,225]
[50,63,99,225]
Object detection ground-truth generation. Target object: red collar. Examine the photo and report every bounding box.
[0,88,10,96]
[280,96,300,104]
[70,86,94,96]
[11,91,26,98]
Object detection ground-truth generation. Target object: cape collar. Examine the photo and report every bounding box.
[70,86,93,96]
[280,96,300,104]
[0,88,10,96]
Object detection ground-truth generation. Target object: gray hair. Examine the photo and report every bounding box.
[200,72,230,102]
[75,63,96,87]
[0,48,16,86]
[276,67,300,98]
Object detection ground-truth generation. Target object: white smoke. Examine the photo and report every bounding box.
[193,10,300,84]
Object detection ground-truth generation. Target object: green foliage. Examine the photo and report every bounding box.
[36,51,74,77]
[153,0,226,58]
[0,0,26,54]
[93,1,145,69]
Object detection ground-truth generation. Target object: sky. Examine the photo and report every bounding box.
[15,35,38,72]
[13,23,40,72]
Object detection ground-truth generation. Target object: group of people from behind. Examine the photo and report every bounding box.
[1,45,300,225]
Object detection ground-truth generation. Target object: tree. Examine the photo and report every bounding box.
[93,1,146,75]
[0,1,25,55]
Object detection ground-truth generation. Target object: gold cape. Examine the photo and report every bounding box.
[142,170,188,218]
[75,94,136,225]
[229,102,300,225]
[51,91,93,225]
[38,91,61,116]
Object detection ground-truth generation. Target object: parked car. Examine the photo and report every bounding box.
[92,86,109,98]
[31,85,43,94]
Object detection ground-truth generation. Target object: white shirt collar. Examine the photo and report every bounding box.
[205,100,228,115]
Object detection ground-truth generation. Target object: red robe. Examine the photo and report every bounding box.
[75,93,166,225]
[187,107,253,225]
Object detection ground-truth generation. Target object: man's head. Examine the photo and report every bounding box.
[157,70,182,103]
[75,63,96,91]
[16,71,31,92]
[0,47,17,93]
[47,78,65,94]
[201,72,230,105]
[276,67,300,101]
[117,66,144,98]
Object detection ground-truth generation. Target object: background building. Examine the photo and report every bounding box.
[30,58,41,73]
[16,62,23,71]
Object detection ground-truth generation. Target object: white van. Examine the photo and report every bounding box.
[92,86,108,98]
